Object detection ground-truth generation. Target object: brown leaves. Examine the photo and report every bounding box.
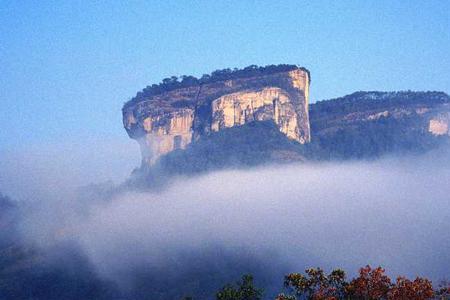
[280,265,439,300]
[388,276,434,300]
[347,265,392,299]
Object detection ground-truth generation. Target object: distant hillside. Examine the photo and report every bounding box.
[121,63,450,182]
[149,121,304,175]
[122,90,450,184]
[308,91,450,160]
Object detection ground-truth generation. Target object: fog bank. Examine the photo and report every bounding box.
[74,154,450,282]
[1,144,449,298]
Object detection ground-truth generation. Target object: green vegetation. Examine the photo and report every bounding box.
[307,115,447,160]
[135,91,450,181]
[157,121,304,173]
[216,274,263,300]
[211,267,449,300]
[123,64,308,109]
[308,91,450,160]
[310,91,450,120]
[128,121,306,186]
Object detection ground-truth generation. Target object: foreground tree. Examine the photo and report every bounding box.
[278,265,440,300]
[388,276,434,300]
[435,281,450,300]
[216,274,264,300]
[346,265,392,299]
[275,294,296,300]
[281,267,348,299]
[210,266,446,300]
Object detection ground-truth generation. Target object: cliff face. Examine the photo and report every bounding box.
[211,87,303,141]
[309,91,450,133]
[308,91,450,159]
[429,112,450,136]
[123,66,310,165]
[123,65,450,170]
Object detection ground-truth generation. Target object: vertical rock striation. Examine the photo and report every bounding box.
[210,87,302,141]
[122,65,311,165]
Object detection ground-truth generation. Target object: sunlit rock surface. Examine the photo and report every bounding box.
[211,87,303,142]
[429,113,450,136]
[123,66,310,165]
[308,91,450,159]
[123,67,450,168]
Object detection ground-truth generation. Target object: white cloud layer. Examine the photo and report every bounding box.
[1,141,449,288]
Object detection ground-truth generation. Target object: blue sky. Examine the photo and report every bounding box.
[1,1,449,149]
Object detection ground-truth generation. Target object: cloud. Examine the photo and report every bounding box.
[0,137,140,202]
[2,142,449,298]
[83,157,449,279]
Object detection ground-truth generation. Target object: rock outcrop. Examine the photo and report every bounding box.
[210,87,303,141]
[309,91,450,133]
[308,91,450,159]
[123,65,450,169]
[429,113,450,136]
[123,65,310,165]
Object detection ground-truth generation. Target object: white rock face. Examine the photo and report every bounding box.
[429,113,450,136]
[211,87,304,142]
[138,109,194,164]
[122,67,311,165]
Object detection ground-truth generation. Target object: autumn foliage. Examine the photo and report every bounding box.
[346,265,392,299]
[281,268,348,300]
[212,265,447,300]
[276,265,447,300]
[388,276,434,300]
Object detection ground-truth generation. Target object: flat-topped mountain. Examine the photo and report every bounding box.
[123,65,450,176]
[308,91,450,159]
[122,65,311,165]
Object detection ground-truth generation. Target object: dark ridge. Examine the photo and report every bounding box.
[155,120,304,174]
[311,91,450,117]
[123,64,310,110]
[317,90,449,104]
[310,91,450,121]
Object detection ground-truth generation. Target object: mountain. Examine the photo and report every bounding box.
[123,65,450,180]
[122,64,311,165]
[308,91,450,159]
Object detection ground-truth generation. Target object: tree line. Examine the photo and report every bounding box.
[184,265,449,300]
[124,64,308,109]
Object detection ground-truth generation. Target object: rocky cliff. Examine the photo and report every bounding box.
[123,65,450,172]
[308,91,450,159]
[145,91,449,176]
[123,65,310,165]
[429,112,450,136]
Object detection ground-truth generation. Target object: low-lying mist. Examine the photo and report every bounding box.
[1,143,449,299]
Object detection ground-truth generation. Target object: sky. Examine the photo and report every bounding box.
[1,0,449,149]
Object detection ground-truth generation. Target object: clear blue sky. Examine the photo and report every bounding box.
[1,1,449,149]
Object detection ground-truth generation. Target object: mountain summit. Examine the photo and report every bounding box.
[122,65,311,165]
[123,65,450,175]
